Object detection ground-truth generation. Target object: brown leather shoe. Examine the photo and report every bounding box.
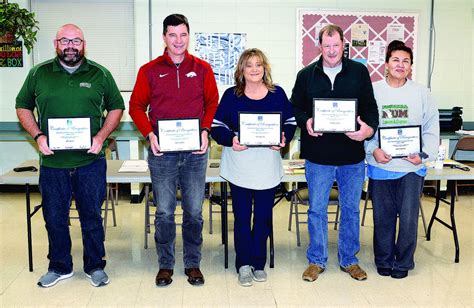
[302,264,325,282]
[184,268,205,286]
[340,264,367,281]
[155,269,173,286]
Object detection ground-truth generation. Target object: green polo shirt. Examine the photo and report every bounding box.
[16,57,125,168]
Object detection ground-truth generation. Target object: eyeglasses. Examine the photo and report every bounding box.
[57,38,83,46]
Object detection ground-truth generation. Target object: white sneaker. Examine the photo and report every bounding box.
[251,267,267,282]
[238,265,253,287]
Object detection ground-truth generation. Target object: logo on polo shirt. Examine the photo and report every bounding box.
[186,71,197,78]
[80,82,91,88]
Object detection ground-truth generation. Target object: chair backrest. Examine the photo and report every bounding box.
[292,151,301,159]
[451,136,474,159]
[106,138,119,160]
[208,143,229,195]
[210,143,223,159]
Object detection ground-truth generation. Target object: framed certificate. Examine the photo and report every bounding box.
[312,98,357,133]
[238,112,282,147]
[157,118,201,152]
[47,117,92,151]
[378,125,422,158]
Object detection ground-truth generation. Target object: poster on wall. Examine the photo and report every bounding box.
[0,41,23,67]
[195,33,246,85]
[387,24,405,42]
[351,24,369,47]
[297,10,418,82]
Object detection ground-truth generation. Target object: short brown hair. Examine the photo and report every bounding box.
[318,24,344,44]
[233,48,275,97]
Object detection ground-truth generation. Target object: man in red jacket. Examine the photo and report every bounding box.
[129,14,218,287]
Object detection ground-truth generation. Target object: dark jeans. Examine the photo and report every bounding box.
[229,183,277,272]
[370,173,424,271]
[148,150,208,269]
[39,157,107,275]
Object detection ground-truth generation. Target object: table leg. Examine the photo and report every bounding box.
[26,184,33,272]
[448,180,460,263]
[269,221,274,268]
[426,181,441,241]
[426,180,460,263]
[220,182,228,269]
[144,184,150,249]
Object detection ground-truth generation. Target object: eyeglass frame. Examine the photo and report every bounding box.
[56,37,84,46]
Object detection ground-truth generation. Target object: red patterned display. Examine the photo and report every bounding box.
[298,10,417,82]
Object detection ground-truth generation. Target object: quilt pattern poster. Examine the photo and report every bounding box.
[195,33,246,85]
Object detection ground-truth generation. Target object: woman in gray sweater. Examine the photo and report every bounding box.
[365,40,439,279]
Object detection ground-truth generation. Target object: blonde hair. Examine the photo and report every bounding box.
[233,48,275,97]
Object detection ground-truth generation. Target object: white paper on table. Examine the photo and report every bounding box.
[455,130,474,136]
[118,160,148,172]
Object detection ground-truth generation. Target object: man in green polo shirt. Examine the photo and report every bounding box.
[15,24,124,288]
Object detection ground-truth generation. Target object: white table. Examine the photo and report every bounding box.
[0,159,229,271]
[2,159,472,271]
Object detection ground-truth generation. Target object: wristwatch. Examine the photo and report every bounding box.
[419,152,429,159]
[201,128,210,134]
[34,132,45,141]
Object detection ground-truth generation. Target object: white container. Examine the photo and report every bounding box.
[435,145,446,169]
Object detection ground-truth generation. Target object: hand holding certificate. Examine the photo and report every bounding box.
[378,125,422,158]
[157,118,201,152]
[239,112,282,146]
[47,117,92,150]
[313,98,357,133]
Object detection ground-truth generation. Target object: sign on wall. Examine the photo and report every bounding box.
[195,33,246,85]
[0,41,23,67]
[297,10,418,82]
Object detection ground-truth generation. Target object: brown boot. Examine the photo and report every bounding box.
[340,264,367,281]
[302,264,325,282]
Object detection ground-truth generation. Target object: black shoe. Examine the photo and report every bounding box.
[155,269,173,286]
[184,268,205,286]
[391,269,408,279]
[376,267,392,276]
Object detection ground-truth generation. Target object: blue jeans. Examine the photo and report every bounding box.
[148,150,208,269]
[229,183,277,272]
[370,173,424,271]
[305,160,365,268]
[39,157,107,275]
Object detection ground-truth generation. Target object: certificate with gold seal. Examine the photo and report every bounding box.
[312,98,357,133]
[378,125,422,158]
[238,112,282,146]
[47,117,92,150]
[157,118,201,152]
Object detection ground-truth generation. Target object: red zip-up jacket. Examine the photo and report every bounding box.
[129,49,219,138]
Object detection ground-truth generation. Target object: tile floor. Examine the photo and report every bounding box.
[0,191,473,307]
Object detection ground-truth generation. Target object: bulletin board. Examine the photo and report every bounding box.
[297,9,418,82]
